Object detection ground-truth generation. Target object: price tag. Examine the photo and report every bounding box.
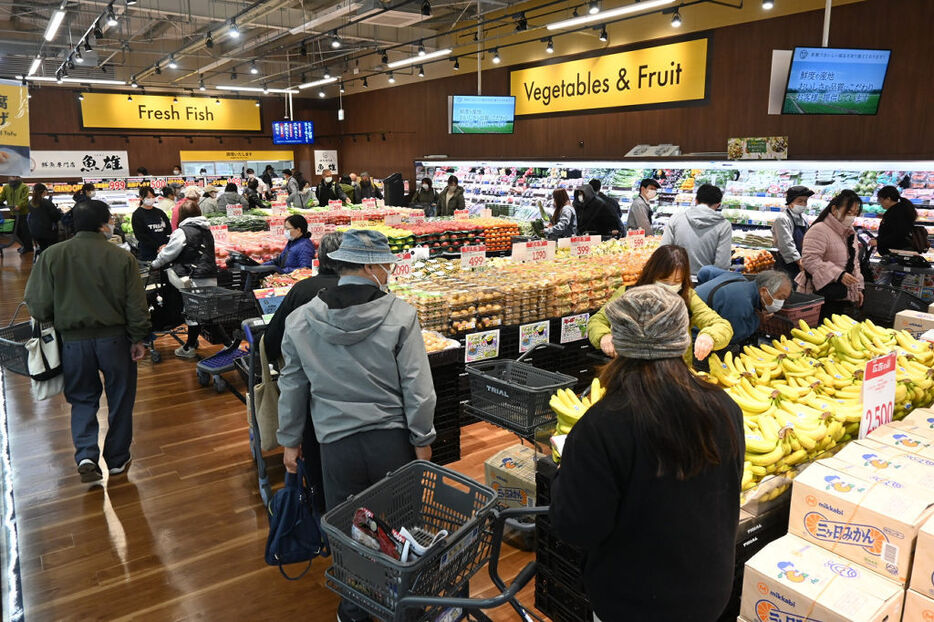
[271,203,287,216]
[461,245,487,270]
[311,258,320,276]
[860,352,897,439]
[108,179,126,191]
[350,219,368,228]
[570,235,601,258]
[453,209,470,218]
[308,222,326,240]
[524,239,555,263]
[384,213,403,227]
[328,200,343,209]
[226,206,243,218]
[269,217,286,237]
[392,252,414,281]
[210,224,229,245]
[628,229,645,249]
[376,198,385,208]
[481,208,493,218]
[405,214,426,224]
[362,198,377,209]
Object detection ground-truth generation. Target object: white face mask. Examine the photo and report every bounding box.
[143,198,155,207]
[324,176,332,183]
[763,290,785,313]
[791,204,807,215]
[841,215,856,228]
[103,224,115,239]
[173,170,181,175]
[645,189,658,200]
[87,191,96,199]
[655,280,681,294]
[368,264,392,292]
[422,184,430,191]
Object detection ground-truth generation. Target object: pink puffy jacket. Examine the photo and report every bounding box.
[795,215,864,303]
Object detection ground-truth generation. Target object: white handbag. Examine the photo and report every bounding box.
[25,321,64,401]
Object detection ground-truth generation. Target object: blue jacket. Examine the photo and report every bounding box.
[267,235,316,274]
[694,266,762,345]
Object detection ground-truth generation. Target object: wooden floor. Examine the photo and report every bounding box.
[0,247,540,621]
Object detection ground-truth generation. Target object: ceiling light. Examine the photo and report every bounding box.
[296,77,338,90]
[599,26,608,42]
[299,42,307,56]
[94,23,103,39]
[217,85,300,94]
[255,100,260,107]
[77,92,84,101]
[106,5,118,27]
[318,89,325,98]
[323,67,331,79]
[56,72,63,84]
[339,81,345,93]
[453,58,460,70]
[126,0,137,5]
[127,94,132,102]
[66,59,75,70]
[421,0,431,16]
[362,77,368,87]
[762,0,774,7]
[205,33,214,48]
[588,0,600,15]
[154,64,161,74]
[417,65,424,77]
[130,76,138,87]
[545,38,554,53]
[386,48,451,69]
[168,55,178,69]
[250,60,258,74]
[84,40,92,52]
[230,69,237,80]
[199,78,206,91]
[215,97,221,104]
[330,31,342,48]
[44,8,67,41]
[547,0,673,30]
[492,49,501,64]
[387,72,395,83]
[262,83,269,93]
[516,12,528,31]
[28,56,42,76]
[671,9,682,27]
[173,95,178,103]
[228,20,240,38]
[381,51,389,65]
[75,49,84,63]
[18,75,126,85]
[418,41,426,56]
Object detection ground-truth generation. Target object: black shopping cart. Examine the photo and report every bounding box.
[138,261,187,363]
[240,317,274,506]
[0,302,33,377]
[322,460,546,622]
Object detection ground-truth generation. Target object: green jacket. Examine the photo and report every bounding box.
[24,232,151,343]
[0,183,30,216]
[587,285,734,366]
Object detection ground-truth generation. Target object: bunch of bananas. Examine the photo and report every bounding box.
[704,314,934,495]
[549,378,605,436]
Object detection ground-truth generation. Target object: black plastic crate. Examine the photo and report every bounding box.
[535,568,593,622]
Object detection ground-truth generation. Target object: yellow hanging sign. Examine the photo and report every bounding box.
[0,79,31,176]
[179,150,295,162]
[510,38,709,116]
[79,93,262,131]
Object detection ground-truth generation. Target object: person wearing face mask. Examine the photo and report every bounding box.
[772,186,815,282]
[27,183,62,255]
[199,185,219,216]
[411,177,440,217]
[627,178,661,233]
[245,168,269,196]
[356,171,383,201]
[264,214,317,274]
[438,175,466,217]
[132,186,172,261]
[695,267,792,347]
[24,200,149,483]
[0,175,32,254]
[589,245,732,364]
[797,190,866,317]
[544,189,578,240]
[172,165,182,176]
[277,230,436,622]
[286,178,316,210]
[316,169,348,207]
[574,183,622,238]
[261,165,275,189]
[216,182,249,213]
[876,185,921,254]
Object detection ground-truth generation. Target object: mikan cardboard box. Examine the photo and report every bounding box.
[483,444,536,509]
[866,422,934,459]
[740,534,904,622]
[825,438,934,492]
[894,310,934,337]
[903,408,934,431]
[788,461,934,584]
[910,515,934,599]
[902,590,934,622]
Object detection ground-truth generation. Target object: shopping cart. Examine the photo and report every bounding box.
[240,317,274,506]
[0,302,33,377]
[322,460,546,622]
[138,261,187,363]
[179,285,258,401]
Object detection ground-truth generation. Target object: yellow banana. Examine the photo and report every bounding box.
[746,443,785,467]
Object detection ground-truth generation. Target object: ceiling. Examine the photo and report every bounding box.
[0,0,865,99]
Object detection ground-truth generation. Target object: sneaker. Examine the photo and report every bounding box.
[108,457,132,476]
[174,345,197,359]
[77,459,103,482]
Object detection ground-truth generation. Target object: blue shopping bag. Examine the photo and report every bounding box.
[265,458,330,580]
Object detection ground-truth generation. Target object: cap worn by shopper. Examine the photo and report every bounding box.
[786,185,815,205]
[605,285,690,360]
[328,229,399,265]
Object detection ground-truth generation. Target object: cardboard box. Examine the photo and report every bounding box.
[740,534,904,622]
[826,438,934,493]
[788,461,934,584]
[904,408,934,430]
[911,516,934,599]
[902,590,934,622]
[894,310,934,337]
[867,422,934,459]
[927,302,934,314]
[483,444,536,509]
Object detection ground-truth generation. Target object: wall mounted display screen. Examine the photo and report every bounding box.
[449,96,515,134]
[272,121,315,144]
[783,47,891,115]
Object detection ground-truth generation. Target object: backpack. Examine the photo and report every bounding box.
[910,226,929,254]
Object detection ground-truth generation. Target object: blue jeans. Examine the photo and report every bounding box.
[62,335,138,468]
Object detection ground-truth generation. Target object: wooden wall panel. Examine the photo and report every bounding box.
[334,0,933,180]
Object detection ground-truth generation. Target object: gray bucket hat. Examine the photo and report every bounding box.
[606,284,690,360]
[328,229,398,265]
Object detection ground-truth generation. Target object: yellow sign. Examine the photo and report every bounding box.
[80,93,262,131]
[0,79,30,176]
[510,38,708,116]
[179,150,294,162]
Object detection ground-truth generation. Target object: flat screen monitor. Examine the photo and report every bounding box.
[272,121,315,144]
[449,95,515,134]
[783,47,891,115]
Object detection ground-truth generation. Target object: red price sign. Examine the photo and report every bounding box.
[269,217,285,237]
[570,235,600,257]
[860,352,897,439]
[271,203,287,216]
[108,179,126,191]
[328,200,343,209]
[210,224,229,245]
[362,198,377,209]
[461,245,487,270]
[150,178,167,189]
[309,222,326,239]
[226,206,243,218]
[454,209,470,218]
[525,240,555,263]
[311,258,320,276]
[392,252,414,281]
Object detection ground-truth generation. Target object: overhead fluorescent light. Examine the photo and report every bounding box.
[17,75,126,85]
[216,85,299,94]
[387,48,451,69]
[44,9,66,41]
[297,76,339,90]
[546,0,674,30]
[28,57,42,76]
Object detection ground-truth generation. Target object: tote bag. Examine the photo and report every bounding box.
[25,321,63,401]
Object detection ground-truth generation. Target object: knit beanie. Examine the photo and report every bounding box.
[605,285,690,360]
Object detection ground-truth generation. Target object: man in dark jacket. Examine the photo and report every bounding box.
[316,169,348,206]
[695,267,791,345]
[589,178,625,234]
[24,200,150,483]
[574,184,621,237]
[356,172,383,201]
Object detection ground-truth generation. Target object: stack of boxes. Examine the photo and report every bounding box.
[739,408,934,621]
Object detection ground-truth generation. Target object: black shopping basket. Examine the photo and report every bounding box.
[0,303,32,377]
[323,461,498,622]
[465,343,577,438]
[862,283,927,328]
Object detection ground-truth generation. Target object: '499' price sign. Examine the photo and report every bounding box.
[860,352,896,439]
[461,245,487,270]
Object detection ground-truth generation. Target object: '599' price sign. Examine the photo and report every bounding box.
[860,352,896,439]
